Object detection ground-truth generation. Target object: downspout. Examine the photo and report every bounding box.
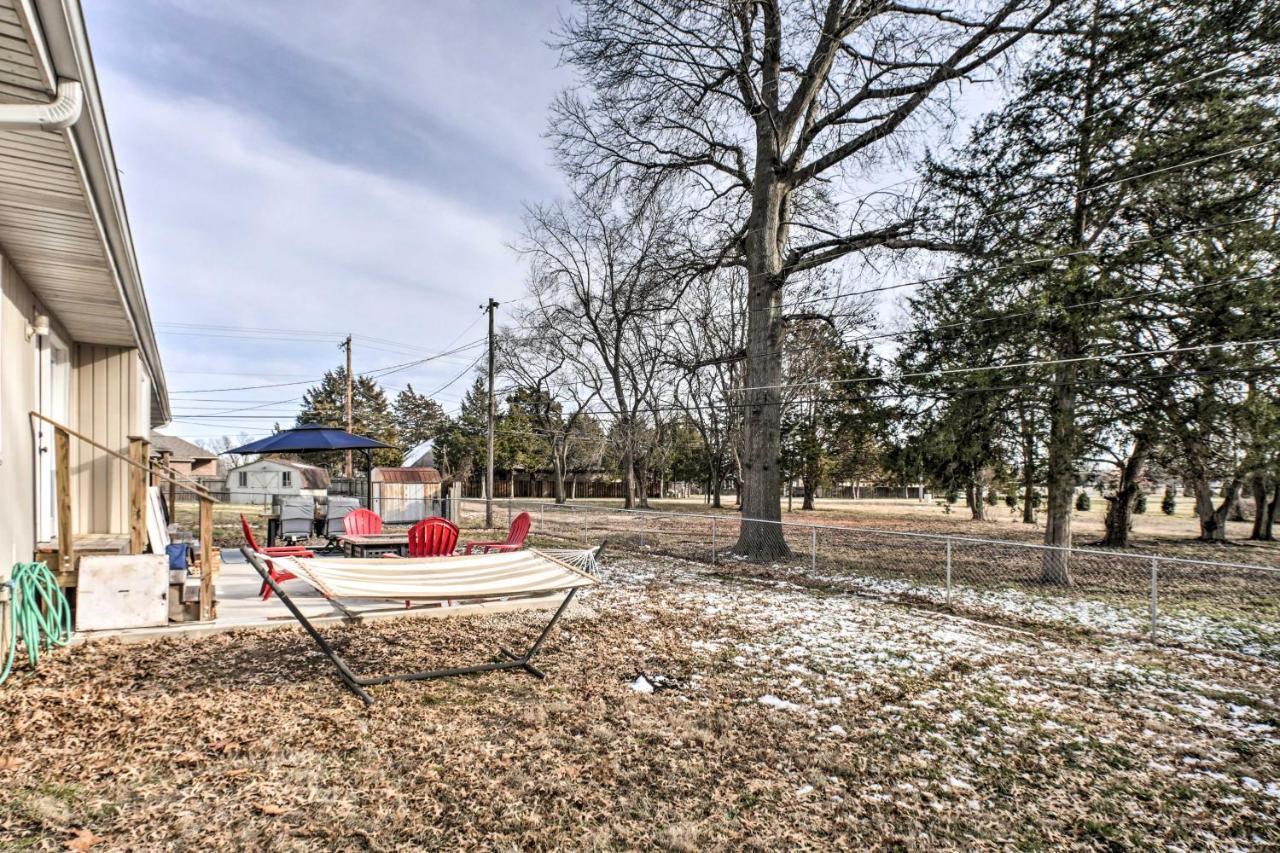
[0,79,83,130]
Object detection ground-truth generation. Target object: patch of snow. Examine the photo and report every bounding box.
[758,694,804,712]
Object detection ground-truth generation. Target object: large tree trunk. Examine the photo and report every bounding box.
[1018,402,1037,524]
[636,450,652,509]
[1196,478,1241,541]
[551,446,567,505]
[801,473,815,511]
[1041,359,1079,584]
[970,481,987,521]
[712,457,723,509]
[1099,434,1150,547]
[621,443,636,509]
[734,169,789,559]
[1264,483,1280,541]
[1249,475,1269,540]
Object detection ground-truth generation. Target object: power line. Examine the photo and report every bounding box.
[727,337,1280,396]
[169,339,486,394]
[166,365,1278,434]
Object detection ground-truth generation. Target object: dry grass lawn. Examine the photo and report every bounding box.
[2,552,1278,849]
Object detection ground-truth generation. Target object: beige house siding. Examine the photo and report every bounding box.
[71,344,147,535]
[0,253,149,555]
[0,255,40,570]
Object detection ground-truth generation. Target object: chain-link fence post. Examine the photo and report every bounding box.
[711,517,717,566]
[810,525,816,572]
[507,498,513,529]
[539,501,545,534]
[639,513,646,549]
[1150,556,1159,639]
[945,538,952,605]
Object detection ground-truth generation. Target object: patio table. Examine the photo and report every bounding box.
[339,532,410,558]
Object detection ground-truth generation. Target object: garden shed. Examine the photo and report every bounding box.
[372,467,442,522]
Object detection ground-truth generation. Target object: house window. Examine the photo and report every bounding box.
[282,471,292,487]
[238,472,248,487]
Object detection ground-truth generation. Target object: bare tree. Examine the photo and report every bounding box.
[553,0,1061,558]
[517,189,681,508]
[202,433,258,471]
[499,322,601,504]
[667,269,748,508]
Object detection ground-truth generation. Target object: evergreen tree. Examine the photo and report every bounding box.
[393,384,448,452]
[434,376,488,490]
[295,367,401,473]
[780,326,883,511]
[926,0,1278,567]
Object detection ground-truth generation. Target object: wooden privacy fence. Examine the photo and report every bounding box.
[29,411,220,621]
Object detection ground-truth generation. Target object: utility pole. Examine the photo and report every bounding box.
[341,335,353,479]
[484,298,499,528]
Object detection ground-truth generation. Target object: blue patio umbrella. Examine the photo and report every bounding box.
[228,424,394,507]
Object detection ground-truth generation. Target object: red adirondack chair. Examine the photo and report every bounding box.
[241,514,313,600]
[464,511,531,554]
[343,508,383,536]
[407,517,459,557]
[381,517,461,605]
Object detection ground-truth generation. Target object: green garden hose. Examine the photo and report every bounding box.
[0,562,72,685]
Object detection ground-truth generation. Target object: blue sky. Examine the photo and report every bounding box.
[84,0,572,445]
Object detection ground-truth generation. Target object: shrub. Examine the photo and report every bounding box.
[986,490,999,506]
[1134,493,1148,514]
[944,488,959,504]
[1075,492,1091,512]
[1161,487,1177,516]
[1004,492,1017,508]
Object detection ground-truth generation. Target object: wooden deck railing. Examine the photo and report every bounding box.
[29,411,220,621]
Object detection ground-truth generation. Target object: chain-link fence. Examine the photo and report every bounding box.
[457,497,1280,659]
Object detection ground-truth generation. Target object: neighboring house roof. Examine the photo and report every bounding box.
[373,467,442,485]
[0,0,169,424]
[149,434,216,462]
[403,441,434,468]
[228,458,332,490]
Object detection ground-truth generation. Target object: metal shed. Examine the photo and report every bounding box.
[371,467,442,522]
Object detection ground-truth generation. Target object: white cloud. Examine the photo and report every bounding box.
[104,75,523,439]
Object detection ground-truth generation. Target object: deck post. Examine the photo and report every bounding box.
[128,436,147,553]
[54,426,74,578]
[159,449,176,511]
[198,496,214,621]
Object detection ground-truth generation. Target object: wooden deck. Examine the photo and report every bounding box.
[35,533,129,586]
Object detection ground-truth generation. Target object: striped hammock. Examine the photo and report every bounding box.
[267,548,599,602]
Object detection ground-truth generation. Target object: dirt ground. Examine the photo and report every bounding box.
[2,552,1277,849]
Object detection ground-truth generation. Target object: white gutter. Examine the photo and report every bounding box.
[0,78,83,130]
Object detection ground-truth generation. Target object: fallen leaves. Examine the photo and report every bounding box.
[0,552,1275,850]
[64,828,104,851]
[255,803,289,816]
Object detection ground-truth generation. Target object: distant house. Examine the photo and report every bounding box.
[372,467,441,522]
[150,434,220,477]
[402,441,435,469]
[226,459,331,504]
